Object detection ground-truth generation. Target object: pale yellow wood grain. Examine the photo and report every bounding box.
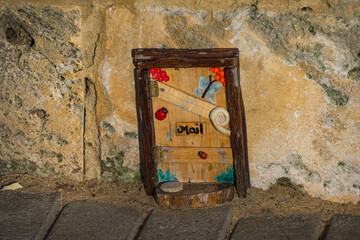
[157,82,215,119]
[153,67,233,183]
[171,162,190,182]
[161,147,233,163]
[189,163,205,182]
[204,163,221,182]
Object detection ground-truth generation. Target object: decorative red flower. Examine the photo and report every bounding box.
[209,67,226,87]
[150,68,170,82]
[152,72,160,79]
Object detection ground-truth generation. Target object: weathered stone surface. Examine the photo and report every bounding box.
[0,191,59,240]
[232,3,360,203]
[325,214,360,240]
[230,214,322,240]
[0,0,359,203]
[46,201,143,240]
[0,4,84,180]
[138,205,232,239]
[101,1,360,203]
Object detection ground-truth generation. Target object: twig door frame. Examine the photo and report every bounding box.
[132,48,249,197]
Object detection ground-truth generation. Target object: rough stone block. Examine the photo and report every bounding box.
[324,214,360,240]
[0,191,59,240]
[0,4,84,180]
[46,201,143,240]
[138,205,232,240]
[230,214,322,240]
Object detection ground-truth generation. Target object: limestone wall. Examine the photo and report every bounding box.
[0,0,359,203]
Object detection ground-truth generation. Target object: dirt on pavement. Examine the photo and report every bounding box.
[1,173,360,234]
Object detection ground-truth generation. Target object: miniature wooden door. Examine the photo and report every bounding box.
[152,68,233,183]
[133,49,249,197]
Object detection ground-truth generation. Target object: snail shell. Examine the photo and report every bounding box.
[209,107,231,136]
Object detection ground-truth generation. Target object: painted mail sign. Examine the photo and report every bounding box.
[176,122,206,136]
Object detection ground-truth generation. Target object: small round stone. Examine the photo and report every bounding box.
[160,182,184,193]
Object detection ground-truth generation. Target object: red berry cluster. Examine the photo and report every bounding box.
[209,67,226,87]
[150,68,170,82]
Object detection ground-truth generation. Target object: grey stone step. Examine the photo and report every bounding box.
[0,191,59,240]
[230,214,322,240]
[138,205,232,240]
[324,214,360,240]
[46,201,143,240]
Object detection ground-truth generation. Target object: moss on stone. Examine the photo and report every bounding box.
[282,166,289,174]
[283,58,295,66]
[347,67,360,82]
[313,43,323,58]
[314,43,322,51]
[300,7,313,12]
[38,161,56,175]
[315,60,326,71]
[249,5,259,20]
[58,139,68,146]
[102,149,139,182]
[275,177,292,187]
[0,158,37,175]
[274,177,305,193]
[107,145,117,156]
[338,161,345,167]
[308,26,316,35]
[157,44,167,49]
[102,121,115,134]
[56,153,63,163]
[305,72,312,80]
[133,170,141,181]
[320,84,349,106]
[124,131,137,139]
[14,95,22,109]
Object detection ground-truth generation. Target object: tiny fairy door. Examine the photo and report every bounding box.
[152,67,233,183]
[132,49,249,197]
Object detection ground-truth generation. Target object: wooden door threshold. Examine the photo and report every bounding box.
[155,182,234,208]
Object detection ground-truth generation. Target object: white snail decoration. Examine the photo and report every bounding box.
[209,107,231,136]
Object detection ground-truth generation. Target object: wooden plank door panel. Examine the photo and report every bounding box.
[152,67,232,183]
[158,147,233,163]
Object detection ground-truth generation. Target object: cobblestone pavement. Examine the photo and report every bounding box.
[1,191,359,240]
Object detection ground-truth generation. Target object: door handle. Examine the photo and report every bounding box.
[209,107,231,136]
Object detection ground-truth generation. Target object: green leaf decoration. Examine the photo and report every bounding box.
[215,165,235,185]
[158,168,179,182]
